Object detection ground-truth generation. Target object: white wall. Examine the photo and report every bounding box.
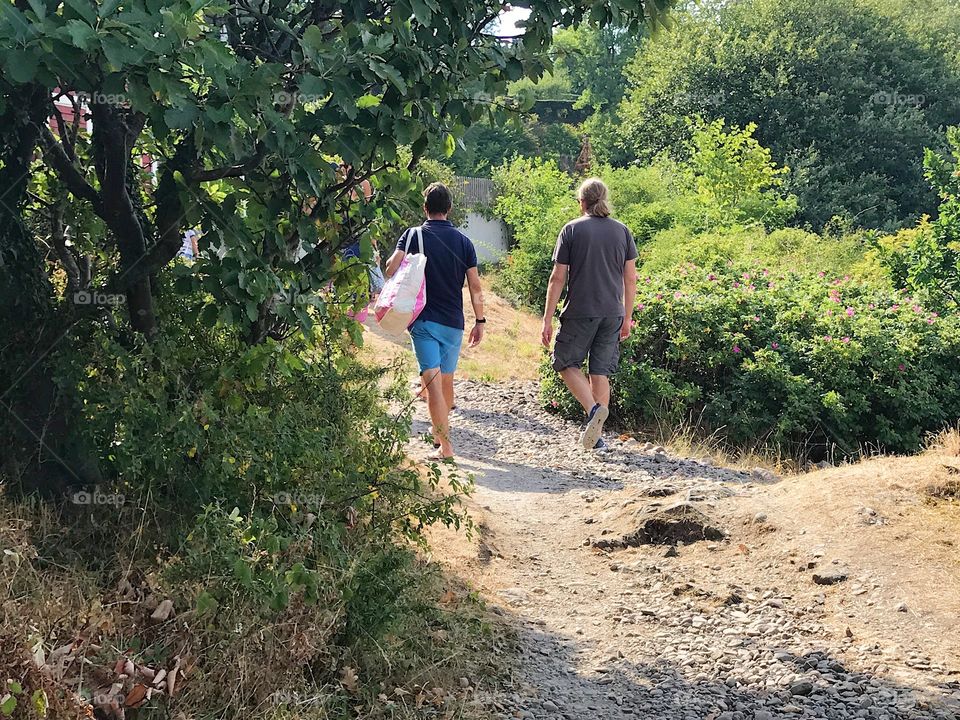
[462,211,509,264]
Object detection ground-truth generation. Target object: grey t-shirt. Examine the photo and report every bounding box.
[553,215,638,318]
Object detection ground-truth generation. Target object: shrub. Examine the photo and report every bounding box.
[542,263,960,457]
[491,157,577,307]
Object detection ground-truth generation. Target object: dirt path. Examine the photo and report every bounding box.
[415,381,960,720]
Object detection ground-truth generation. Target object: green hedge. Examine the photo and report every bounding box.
[541,262,960,456]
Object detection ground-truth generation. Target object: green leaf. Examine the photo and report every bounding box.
[4,683,21,696]
[98,0,122,17]
[369,60,407,94]
[301,24,325,53]
[410,0,433,24]
[64,0,97,24]
[195,591,219,616]
[356,93,381,109]
[31,689,47,718]
[5,50,37,83]
[0,695,16,716]
[26,0,46,20]
[164,105,199,129]
[232,557,253,587]
[65,20,98,50]
[443,132,456,158]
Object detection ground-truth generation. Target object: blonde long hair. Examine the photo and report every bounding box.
[578,177,612,218]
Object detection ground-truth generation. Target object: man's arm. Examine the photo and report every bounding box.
[621,258,638,341]
[384,249,405,278]
[541,263,568,347]
[466,267,485,347]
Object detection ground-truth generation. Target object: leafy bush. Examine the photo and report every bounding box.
[874,126,960,310]
[491,157,577,307]
[542,263,960,457]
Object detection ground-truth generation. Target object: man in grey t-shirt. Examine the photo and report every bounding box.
[541,178,638,450]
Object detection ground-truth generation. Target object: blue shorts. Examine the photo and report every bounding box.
[410,320,464,375]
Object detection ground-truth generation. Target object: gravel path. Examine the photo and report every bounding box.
[410,381,960,720]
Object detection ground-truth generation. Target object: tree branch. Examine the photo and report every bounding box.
[38,126,103,213]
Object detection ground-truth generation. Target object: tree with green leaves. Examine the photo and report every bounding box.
[614,0,960,230]
[877,126,960,309]
[0,0,676,488]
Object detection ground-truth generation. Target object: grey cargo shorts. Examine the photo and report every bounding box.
[551,316,624,376]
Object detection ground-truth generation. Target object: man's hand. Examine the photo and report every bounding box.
[620,319,632,342]
[468,323,485,348]
[541,317,553,348]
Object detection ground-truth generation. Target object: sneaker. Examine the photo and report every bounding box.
[579,403,609,450]
[593,437,608,451]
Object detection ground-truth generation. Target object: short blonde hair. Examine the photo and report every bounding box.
[577,178,612,217]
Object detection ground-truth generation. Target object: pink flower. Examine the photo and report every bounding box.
[656,293,663,300]
[733,282,741,289]
[932,312,940,318]
[636,303,645,311]
[891,304,900,311]
[824,335,833,341]
[868,304,875,310]
[913,305,922,313]
[842,336,851,343]
[768,282,775,289]
[927,317,936,324]
[845,307,855,317]
[707,273,717,281]
[742,273,751,280]
[818,271,826,278]
[771,342,780,350]
[732,346,741,354]
[826,310,834,317]
[753,316,760,322]
[898,363,906,372]
[551,400,559,408]
[762,269,769,276]
[674,291,683,299]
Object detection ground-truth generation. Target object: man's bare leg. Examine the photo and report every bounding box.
[442,373,455,412]
[589,374,610,408]
[423,368,453,457]
[559,367,597,414]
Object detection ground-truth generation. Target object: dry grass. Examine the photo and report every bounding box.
[0,490,509,720]
[926,424,960,457]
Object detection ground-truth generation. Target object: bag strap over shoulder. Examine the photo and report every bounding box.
[403,225,426,257]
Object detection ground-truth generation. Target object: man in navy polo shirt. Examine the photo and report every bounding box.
[385,183,485,460]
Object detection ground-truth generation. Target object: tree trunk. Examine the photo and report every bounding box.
[0,85,103,495]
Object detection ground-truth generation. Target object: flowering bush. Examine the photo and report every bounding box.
[541,263,960,456]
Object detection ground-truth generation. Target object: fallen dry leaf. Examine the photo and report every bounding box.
[340,665,359,694]
[166,666,178,697]
[737,543,750,555]
[438,590,457,605]
[150,599,174,621]
[152,668,166,687]
[124,684,147,708]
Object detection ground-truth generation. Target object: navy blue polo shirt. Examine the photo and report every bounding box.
[397,220,478,330]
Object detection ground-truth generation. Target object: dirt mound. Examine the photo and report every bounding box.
[592,501,725,549]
